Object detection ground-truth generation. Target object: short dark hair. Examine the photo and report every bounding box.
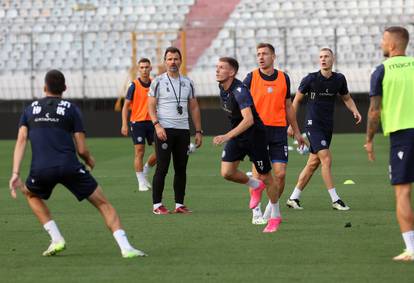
[164,46,182,60]
[138,57,151,65]
[219,57,239,73]
[320,47,334,55]
[256,43,275,54]
[45,69,66,95]
[385,26,410,49]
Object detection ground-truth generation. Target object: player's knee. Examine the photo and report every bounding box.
[320,157,331,168]
[155,163,169,176]
[221,169,235,180]
[135,147,145,158]
[274,170,286,182]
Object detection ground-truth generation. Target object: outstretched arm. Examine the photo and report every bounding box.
[341,94,362,124]
[9,126,28,198]
[365,95,382,161]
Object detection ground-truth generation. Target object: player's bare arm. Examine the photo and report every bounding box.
[365,95,382,161]
[213,107,254,145]
[121,99,131,136]
[341,93,362,124]
[287,91,305,137]
[148,96,167,141]
[9,126,28,198]
[74,132,95,169]
[286,98,305,146]
[189,97,203,148]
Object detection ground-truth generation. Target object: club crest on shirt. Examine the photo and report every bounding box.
[267,87,273,93]
[398,151,404,160]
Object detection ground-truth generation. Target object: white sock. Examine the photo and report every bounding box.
[113,229,133,251]
[175,203,184,209]
[290,187,302,200]
[43,220,64,243]
[136,172,146,185]
[402,231,414,252]
[328,188,340,202]
[246,177,261,189]
[153,203,162,210]
[270,201,281,218]
[252,203,262,217]
[143,163,151,175]
[263,201,272,219]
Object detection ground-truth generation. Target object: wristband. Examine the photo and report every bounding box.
[195,130,203,135]
[153,120,160,126]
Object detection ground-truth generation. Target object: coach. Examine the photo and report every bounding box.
[148,47,202,215]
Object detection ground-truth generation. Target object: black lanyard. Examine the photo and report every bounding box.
[167,74,181,106]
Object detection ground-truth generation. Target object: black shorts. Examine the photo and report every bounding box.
[306,128,332,154]
[266,126,288,163]
[389,128,414,185]
[25,164,98,201]
[221,128,272,175]
[130,121,154,145]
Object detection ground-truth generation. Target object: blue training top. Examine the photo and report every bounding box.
[19,96,85,170]
[219,78,264,141]
[298,71,349,131]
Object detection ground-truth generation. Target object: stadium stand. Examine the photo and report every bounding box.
[191,0,414,95]
[0,0,413,99]
[0,0,194,99]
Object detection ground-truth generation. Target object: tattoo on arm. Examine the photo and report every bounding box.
[366,96,381,142]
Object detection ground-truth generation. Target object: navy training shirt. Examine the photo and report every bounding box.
[369,64,385,97]
[298,71,349,131]
[219,78,264,140]
[19,96,85,170]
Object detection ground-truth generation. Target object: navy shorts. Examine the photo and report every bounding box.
[130,121,154,145]
[389,128,414,185]
[266,126,288,163]
[25,164,98,201]
[222,128,272,175]
[306,128,332,154]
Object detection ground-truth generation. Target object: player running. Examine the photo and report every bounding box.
[286,48,362,210]
[214,57,281,233]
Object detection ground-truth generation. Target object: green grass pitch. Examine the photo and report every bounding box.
[1,134,413,282]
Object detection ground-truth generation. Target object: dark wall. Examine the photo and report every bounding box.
[0,94,370,139]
